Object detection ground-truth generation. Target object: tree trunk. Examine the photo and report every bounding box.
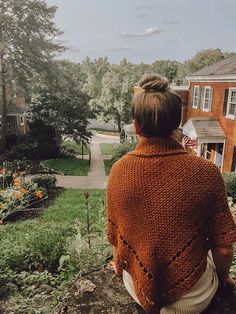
[116,113,121,133]
[0,54,6,153]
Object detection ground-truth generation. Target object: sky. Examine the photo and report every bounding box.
[46,0,236,64]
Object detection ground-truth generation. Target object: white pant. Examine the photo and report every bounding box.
[123,251,218,314]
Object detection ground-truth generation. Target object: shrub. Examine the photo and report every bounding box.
[29,120,59,159]
[223,172,236,199]
[32,176,57,191]
[3,135,37,161]
[0,220,75,274]
[111,142,137,163]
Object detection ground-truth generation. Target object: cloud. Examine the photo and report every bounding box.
[121,27,161,39]
[135,4,159,11]
[111,46,133,51]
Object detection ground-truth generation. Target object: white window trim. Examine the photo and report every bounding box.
[192,86,200,109]
[226,88,236,120]
[202,86,213,112]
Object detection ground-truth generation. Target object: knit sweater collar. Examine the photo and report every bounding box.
[128,136,188,157]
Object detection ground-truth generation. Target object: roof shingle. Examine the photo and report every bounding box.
[188,55,236,76]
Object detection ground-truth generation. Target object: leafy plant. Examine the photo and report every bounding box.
[32,175,57,191]
[111,141,137,163]
[0,176,46,221]
[73,192,112,274]
[223,172,236,200]
[58,255,76,282]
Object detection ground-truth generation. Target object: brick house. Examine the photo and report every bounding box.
[182,55,236,172]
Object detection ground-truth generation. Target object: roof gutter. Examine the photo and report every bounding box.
[186,74,236,82]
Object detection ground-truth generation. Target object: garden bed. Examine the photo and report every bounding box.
[3,188,64,223]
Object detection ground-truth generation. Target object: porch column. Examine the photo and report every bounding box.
[197,143,202,157]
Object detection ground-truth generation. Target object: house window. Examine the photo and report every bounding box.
[20,115,24,126]
[226,89,236,119]
[203,87,213,112]
[192,86,200,109]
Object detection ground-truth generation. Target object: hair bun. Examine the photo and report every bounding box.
[139,74,169,93]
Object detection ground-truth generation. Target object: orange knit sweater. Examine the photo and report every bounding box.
[106,136,236,313]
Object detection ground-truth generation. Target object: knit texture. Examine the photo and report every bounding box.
[106,136,236,313]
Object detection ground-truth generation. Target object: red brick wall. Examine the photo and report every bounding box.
[187,82,236,172]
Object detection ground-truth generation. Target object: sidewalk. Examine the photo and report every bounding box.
[55,132,119,189]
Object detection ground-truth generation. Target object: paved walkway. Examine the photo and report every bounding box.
[56,131,120,189]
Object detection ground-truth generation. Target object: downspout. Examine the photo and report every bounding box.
[221,138,227,173]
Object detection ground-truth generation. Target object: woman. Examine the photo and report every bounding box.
[106,75,236,314]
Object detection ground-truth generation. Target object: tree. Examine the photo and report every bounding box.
[151,60,180,82]
[186,48,225,73]
[28,60,93,146]
[100,59,138,132]
[0,0,63,152]
[81,57,110,114]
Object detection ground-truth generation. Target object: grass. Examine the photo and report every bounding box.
[0,190,105,273]
[43,189,105,225]
[43,158,89,176]
[104,159,114,176]
[61,140,90,155]
[100,143,119,155]
[0,189,108,313]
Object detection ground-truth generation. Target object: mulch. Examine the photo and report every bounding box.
[54,265,236,314]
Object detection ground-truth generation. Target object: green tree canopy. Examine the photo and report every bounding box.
[0,0,64,152]
[28,60,93,145]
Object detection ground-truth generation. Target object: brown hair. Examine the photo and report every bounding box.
[132,74,182,137]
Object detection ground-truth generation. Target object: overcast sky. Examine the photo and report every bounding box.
[46,0,236,64]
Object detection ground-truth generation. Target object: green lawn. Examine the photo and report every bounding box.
[61,140,90,155]
[104,159,114,175]
[100,143,119,155]
[43,158,89,175]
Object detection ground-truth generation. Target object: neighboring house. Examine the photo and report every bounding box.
[183,55,236,172]
[6,98,30,135]
[88,118,118,132]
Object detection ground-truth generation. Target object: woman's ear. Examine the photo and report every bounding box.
[133,119,142,135]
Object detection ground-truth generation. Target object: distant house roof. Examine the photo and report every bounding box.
[188,55,236,78]
[6,101,30,116]
[170,85,189,91]
[182,117,225,143]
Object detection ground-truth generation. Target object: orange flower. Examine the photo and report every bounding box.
[14,192,22,199]
[14,179,22,187]
[36,191,43,199]
[20,188,27,193]
[0,204,4,209]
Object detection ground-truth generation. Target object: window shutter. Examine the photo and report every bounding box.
[209,87,213,111]
[191,87,194,108]
[223,89,229,116]
[231,146,236,172]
